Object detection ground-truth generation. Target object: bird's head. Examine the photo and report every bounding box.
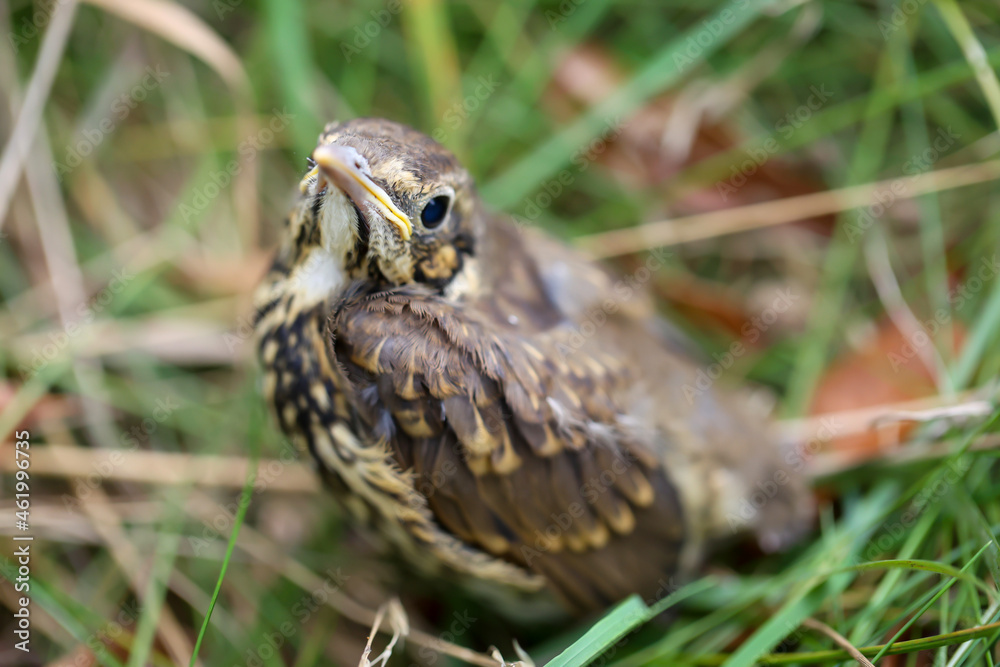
[279,118,479,303]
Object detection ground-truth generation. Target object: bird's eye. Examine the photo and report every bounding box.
[420,196,450,229]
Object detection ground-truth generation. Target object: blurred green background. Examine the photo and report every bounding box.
[3,0,1000,665]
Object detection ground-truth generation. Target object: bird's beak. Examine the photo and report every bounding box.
[311,144,412,240]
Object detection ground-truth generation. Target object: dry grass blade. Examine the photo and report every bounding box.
[81,0,259,243]
[358,598,407,667]
[79,485,199,667]
[0,225,198,331]
[575,159,1000,257]
[0,445,321,492]
[512,640,535,667]
[0,0,78,233]
[778,391,1000,477]
[871,400,995,428]
[24,124,119,449]
[779,391,987,445]
[809,432,1000,478]
[359,602,387,667]
[0,23,120,450]
[864,228,950,393]
[490,641,536,667]
[82,0,249,95]
[13,316,252,367]
[801,618,875,667]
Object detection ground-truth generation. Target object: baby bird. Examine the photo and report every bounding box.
[253,118,810,613]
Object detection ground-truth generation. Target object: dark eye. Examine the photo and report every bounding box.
[420,196,450,229]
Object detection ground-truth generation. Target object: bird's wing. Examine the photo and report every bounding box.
[509,221,810,554]
[330,287,686,611]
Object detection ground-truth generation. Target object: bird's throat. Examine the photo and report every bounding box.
[289,248,347,306]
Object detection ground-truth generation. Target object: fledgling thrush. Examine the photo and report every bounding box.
[253,118,810,613]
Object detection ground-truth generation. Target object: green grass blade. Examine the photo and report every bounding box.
[840,558,996,601]
[547,594,650,667]
[869,541,993,662]
[687,619,1000,665]
[0,555,127,667]
[933,0,1000,129]
[128,493,186,667]
[721,485,895,667]
[262,0,320,154]
[482,0,778,209]
[188,451,259,665]
[782,49,897,416]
